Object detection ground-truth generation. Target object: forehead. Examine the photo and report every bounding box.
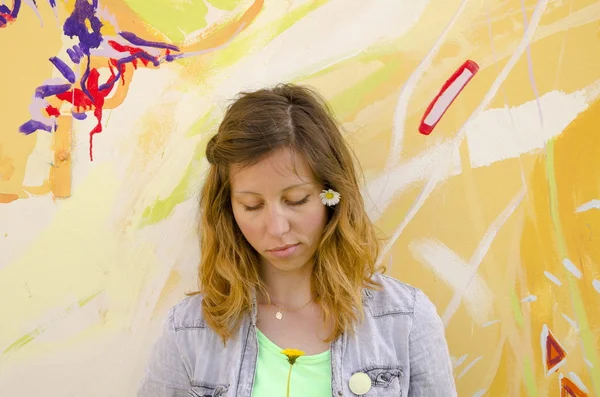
[230,149,317,191]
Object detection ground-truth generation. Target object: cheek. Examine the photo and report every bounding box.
[233,209,260,243]
[297,205,327,238]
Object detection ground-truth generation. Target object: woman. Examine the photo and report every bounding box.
[138,84,457,396]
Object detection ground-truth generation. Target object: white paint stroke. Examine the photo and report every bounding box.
[585,359,594,368]
[544,271,562,286]
[385,0,468,170]
[563,258,582,279]
[181,24,245,59]
[222,0,430,96]
[483,320,500,328]
[486,0,533,199]
[458,356,483,379]
[441,187,526,326]
[520,0,545,131]
[472,390,487,397]
[363,89,583,221]
[552,0,573,89]
[562,313,579,331]
[453,0,548,145]
[24,0,43,26]
[576,199,600,213]
[466,89,588,168]
[374,149,453,267]
[454,354,468,368]
[521,295,537,302]
[365,139,461,221]
[410,238,493,325]
[593,280,600,293]
[374,0,548,267]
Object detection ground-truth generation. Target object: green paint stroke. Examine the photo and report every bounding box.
[140,108,219,227]
[123,0,208,43]
[522,356,538,397]
[3,328,44,354]
[326,56,403,119]
[510,287,524,328]
[140,162,195,227]
[139,145,208,227]
[78,290,103,308]
[544,141,567,257]
[545,139,600,394]
[186,109,218,138]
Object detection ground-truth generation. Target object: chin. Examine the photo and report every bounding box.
[264,256,312,273]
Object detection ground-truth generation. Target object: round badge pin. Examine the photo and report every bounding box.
[349,372,371,395]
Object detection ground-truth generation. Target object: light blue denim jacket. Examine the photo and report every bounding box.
[137,273,457,396]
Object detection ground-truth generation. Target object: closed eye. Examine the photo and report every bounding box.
[242,195,309,211]
[243,203,263,212]
[288,195,309,206]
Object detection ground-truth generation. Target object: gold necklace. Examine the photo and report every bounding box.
[270,299,313,320]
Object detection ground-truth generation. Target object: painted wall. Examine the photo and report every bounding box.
[1,1,599,396]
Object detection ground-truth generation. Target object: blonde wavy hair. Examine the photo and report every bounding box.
[194,83,382,343]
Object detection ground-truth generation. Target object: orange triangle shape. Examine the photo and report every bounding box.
[546,328,567,372]
[561,376,588,397]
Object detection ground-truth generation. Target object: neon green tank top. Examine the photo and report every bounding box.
[252,328,332,397]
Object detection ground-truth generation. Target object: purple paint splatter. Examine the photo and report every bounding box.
[19,120,53,134]
[35,84,72,98]
[66,45,84,63]
[11,0,21,17]
[63,0,103,54]
[97,53,159,91]
[71,111,87,120]
[49,57,76,83]
[119,31,179,51]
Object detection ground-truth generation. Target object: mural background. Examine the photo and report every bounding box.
[1,0,599,395]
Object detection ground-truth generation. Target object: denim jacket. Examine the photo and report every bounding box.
[137,273,457,396]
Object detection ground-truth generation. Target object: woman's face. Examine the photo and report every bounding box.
[230,148,328,273]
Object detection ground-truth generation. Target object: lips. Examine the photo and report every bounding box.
[269,243,298,252]
[267,243,299,259]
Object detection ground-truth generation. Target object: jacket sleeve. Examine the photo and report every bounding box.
[407,290,457,397]
[137,307,192,397]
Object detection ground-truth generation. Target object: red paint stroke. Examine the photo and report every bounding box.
[108,40,152,69]
[49,46,170,160]
[419,59,479,135]
[543,325,567,374]
[45,105,60,117]
[561,375,588,397]
[0,12,15,27]
[56,63,119,160]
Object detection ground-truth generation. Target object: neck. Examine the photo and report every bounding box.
[259,261,313,308]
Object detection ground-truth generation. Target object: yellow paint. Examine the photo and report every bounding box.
[50,116,71,198]
[122,0,209,43]
[1,0,600,396]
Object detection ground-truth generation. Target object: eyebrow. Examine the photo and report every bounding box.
[232,182,314,195]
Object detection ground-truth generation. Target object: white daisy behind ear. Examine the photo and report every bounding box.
[319,189,341,206]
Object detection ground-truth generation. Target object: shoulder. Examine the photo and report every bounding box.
[365,273,438,319]
[168,294,208,331]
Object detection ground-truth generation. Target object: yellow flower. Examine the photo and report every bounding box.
[281,348,305,365]
[281,349,305,397]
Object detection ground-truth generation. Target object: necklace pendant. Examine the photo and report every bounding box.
[275,311,283,320]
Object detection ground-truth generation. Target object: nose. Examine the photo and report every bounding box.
[265,205,290,237]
